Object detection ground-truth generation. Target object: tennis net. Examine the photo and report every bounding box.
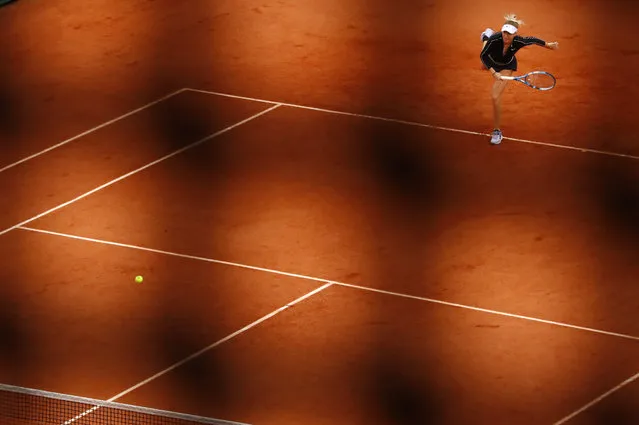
[0,383,249,425]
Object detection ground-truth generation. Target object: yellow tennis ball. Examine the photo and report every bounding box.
[135,275,143,283]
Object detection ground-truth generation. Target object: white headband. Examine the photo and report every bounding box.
[501,24,518,34]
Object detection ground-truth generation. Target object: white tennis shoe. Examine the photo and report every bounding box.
[490,129,503,145]
[480,28,495,42]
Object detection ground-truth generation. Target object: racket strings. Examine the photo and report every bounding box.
[526,72,555,89]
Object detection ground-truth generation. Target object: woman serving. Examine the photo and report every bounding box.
[480,14,559,145]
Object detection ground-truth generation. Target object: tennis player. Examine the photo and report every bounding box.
[480,14,559,144]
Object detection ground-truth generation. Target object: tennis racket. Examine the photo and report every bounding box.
[500,71,556,91]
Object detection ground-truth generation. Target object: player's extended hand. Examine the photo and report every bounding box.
[546,41,559,50]
[493,71,502,80]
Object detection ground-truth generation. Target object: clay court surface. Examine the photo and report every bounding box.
[0,0,637,424]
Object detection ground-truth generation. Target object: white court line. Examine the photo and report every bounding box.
[18,226,639,343]
[332,282,639,342]
[58,282,332,425]
[0,104,281,237]
[552,371,639,425]
[185,87,639,161]
[0,89,187,174]
[106,282,333,403]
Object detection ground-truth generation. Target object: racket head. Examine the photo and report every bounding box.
[524,71,556,90]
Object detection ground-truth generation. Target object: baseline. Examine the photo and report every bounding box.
[185,88,639,161]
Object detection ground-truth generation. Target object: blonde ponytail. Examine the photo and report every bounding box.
[503,13,524,28]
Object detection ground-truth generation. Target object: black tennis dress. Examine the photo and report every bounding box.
[480,32,546,72]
